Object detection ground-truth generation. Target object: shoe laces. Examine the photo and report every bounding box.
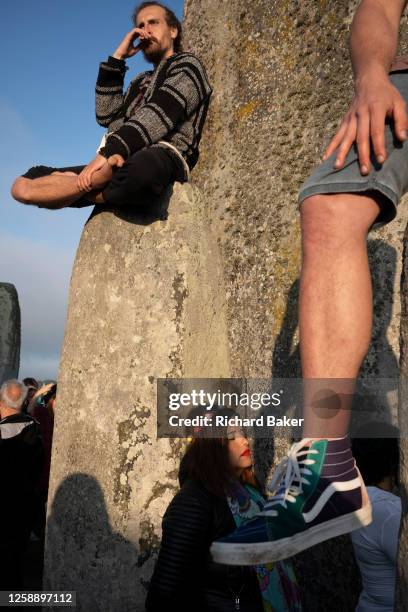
[260,439,319,517]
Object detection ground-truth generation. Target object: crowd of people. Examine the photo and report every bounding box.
[0,376,401,609]
[0,378,56,590]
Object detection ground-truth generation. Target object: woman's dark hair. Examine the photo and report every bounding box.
[352,422,399,486]
[23,377,38,389]
[132,2,183,53]
[179,407,259,497]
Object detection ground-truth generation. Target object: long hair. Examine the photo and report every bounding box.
[132,2,183,53]
[179,436,259,498]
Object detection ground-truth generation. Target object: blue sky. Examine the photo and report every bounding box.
[1,0,184,380]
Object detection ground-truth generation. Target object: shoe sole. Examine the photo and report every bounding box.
[210,502,372,565]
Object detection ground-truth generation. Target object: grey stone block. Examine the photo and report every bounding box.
[0,283,20,384]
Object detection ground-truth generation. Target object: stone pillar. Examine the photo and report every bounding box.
[44,186,230,610]
[0,283,20,384]
[397,230,408,611]
[183,0,408,609]
[46,1,408,609]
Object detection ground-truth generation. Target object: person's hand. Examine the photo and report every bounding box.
[107,154,125,168]
[112,28,152,60]
[77,155,108,191]
[323,71,408,175]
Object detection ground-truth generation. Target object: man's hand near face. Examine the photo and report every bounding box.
[323,0,408,176]
[112,28,153,61]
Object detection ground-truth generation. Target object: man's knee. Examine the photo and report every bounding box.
[11,177,32,204]
[300,193,380,252]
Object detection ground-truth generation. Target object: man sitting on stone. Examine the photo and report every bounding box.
[0,379,44,589]
[11,2,212,210]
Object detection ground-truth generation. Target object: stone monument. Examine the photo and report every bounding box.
[45,1,408,609]
[0,283,21,384]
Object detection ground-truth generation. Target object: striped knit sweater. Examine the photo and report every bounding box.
[95,53,212,172]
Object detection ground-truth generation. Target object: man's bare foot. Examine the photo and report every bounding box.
[88,154,125,191]
[91,162,114,190]
[107,154,125,168]
[83,156,125,204]
[51,171,78,177]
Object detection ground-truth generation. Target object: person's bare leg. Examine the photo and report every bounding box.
[300,192,382,438]
[11,163,113,209]
[210,192,382,566]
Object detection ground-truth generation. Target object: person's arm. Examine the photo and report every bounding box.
[100,54,212,160]
[95,28,151,127]
[381,508,401,563]
[95,57,127,127]
[323,0,408,175]
[78,29,151,191]
[145,483,213,610]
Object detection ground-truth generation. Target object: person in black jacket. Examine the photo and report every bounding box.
[146,409,301,611]
[0,379,44,590]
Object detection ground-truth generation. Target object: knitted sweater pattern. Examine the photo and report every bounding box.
[95,52,212,172]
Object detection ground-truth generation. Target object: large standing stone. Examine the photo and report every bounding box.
[44,186,230,610]
[397,230,408,611]
[0,283,20,384]
[183,1,408,609]
[46,0,408,609]
[183,0,408,385]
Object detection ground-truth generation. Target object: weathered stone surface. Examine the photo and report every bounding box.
[46,0,408,608]
[184,0,408,385]
[183,1,408,609]
[0,283,20,384]
[397,230,408,612]
[44,185,230,610]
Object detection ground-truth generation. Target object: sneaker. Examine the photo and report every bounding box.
[211,438,372,565]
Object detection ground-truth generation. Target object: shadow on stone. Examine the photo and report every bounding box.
[86,185,174,227]
[251,281,301,486]
[45,474,140,612]
[272,278,301,380]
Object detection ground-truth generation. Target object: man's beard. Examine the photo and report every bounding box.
[142,41,165,65]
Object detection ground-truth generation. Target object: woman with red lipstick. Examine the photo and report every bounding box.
[146,408,301,611]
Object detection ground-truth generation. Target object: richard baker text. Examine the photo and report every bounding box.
[168,414,304,428]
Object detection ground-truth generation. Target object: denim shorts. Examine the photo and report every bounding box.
[298,71,408,229]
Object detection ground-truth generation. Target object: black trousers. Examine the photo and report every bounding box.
[22,146,186,208]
